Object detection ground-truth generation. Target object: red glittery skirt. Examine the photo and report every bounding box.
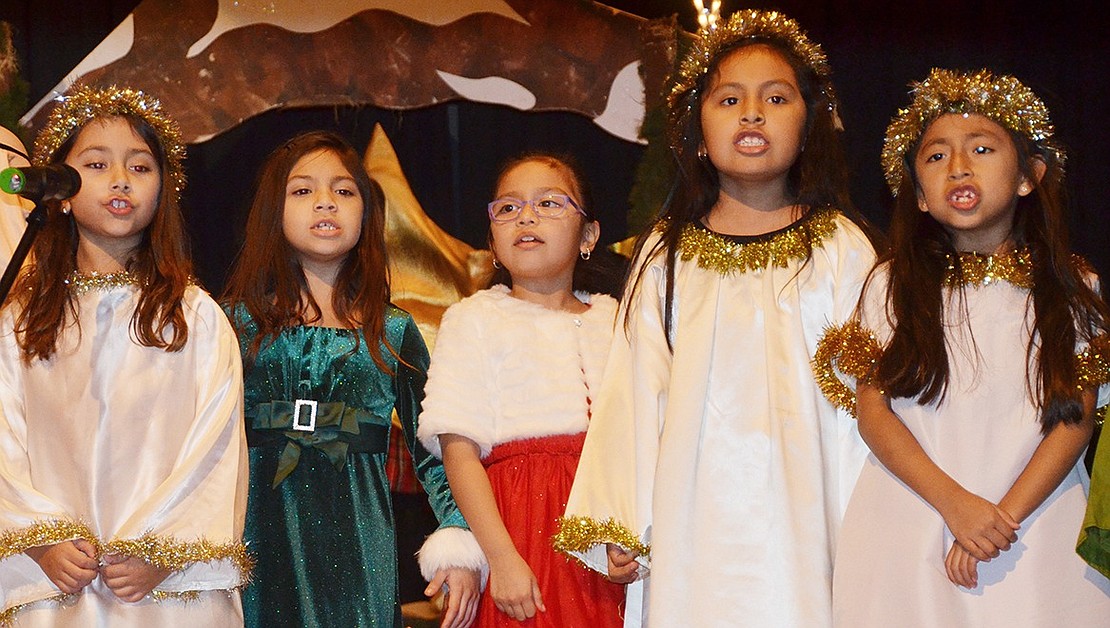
[477,432,625,627]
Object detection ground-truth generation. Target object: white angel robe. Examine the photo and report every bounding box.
[0,280,249,626]
[557,209,876,627]
[825,256,1110,627]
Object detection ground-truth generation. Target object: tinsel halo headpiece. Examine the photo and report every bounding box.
[33,84,186,198]
[668,9,837,147]
[882,68,1063,195]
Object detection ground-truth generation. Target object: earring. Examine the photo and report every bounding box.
[580,249,591,261]
[696,144,707,160]
[492,258,501,269]
[1018,183,1031,195]
[61,201,72,215]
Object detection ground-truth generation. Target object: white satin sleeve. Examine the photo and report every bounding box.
[0,312,91,613]
[0,290,250,613]
[556,238,667,576]
[110,293,249,594]
[825,219,879,517]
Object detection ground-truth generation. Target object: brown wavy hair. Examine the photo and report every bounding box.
[874,124,1110,432]
[222,131,395,371]
[11,114,193,363]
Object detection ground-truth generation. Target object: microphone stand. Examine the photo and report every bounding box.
[0,201,48,307]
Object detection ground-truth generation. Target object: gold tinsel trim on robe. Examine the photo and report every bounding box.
[0,520,96,626]
[150,590,201,602]
[0,594,72,626]
[0,519,98,560]
[0,523,252,623]
[943,249,1033,289]
[64,271,140,295]
[674,207,838,275]
[1076,334,1110,393]
[105,534,253,584]
[812,321,884,418]
[553,516,651,559]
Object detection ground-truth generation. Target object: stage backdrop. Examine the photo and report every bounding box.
[15,0,677,294]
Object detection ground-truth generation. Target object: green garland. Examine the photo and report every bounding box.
[626,20,689,238]
[0,22,30,146]
[626,94,674,235]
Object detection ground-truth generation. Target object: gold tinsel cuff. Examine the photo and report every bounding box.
[0,519,99,561]
[552,516,650,559]
[0,594,71,627]
[674,207,838,276]
[151,590,201,602]
[1076,334,1110,391]
[882,68,1064,195]
[105,534,253,584]
[812,321,884,417]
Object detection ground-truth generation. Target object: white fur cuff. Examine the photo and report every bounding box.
[416,526,489,590]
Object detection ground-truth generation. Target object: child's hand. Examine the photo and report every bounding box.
[942,491,1019,561]
[424,566,480,628]
[605,543,639,584]
[944,541,979,589]
[489,552,545,621]
[99,554,171,602]
[25,539,99,594]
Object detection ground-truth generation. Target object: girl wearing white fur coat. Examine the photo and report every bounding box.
[418,153,628,627]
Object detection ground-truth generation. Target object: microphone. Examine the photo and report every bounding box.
[0,165,82,203]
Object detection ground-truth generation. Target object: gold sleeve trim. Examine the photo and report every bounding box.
[553,515,650,559]
[0,519,98,561]
[0,524,250,624]
[1076,334,1110,390]
[0,520,92,626]
[0,594,71,626]
[105,534,253,584]
[813,321,884,418]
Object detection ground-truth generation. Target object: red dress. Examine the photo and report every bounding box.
[478,433,625,627]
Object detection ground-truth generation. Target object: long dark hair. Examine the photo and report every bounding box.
[875,125,1109,432]
[486,152,627,298]
[222,131,395,371]
[12,114,193,362]
[624,39,869,340]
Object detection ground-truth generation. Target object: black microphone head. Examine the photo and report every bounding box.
[0,167,23,195]
[0,165,81,202]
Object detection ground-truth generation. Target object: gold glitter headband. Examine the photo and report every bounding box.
[33,84,186,198]
[882,68,1063,195]
[668,9,836,145]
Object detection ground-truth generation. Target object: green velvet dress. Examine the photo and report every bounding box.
[231,305,467,627]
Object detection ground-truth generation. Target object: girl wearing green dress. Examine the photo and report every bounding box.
[223,131,483,628]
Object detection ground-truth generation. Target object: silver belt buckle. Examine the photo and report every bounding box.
[293,399,318,432]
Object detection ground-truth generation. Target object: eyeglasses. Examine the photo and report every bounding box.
[487,194,585,223]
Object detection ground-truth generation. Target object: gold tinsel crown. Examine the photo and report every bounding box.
[33,84,186,198]
[882,68,1063,195]
[668,9,835,146]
